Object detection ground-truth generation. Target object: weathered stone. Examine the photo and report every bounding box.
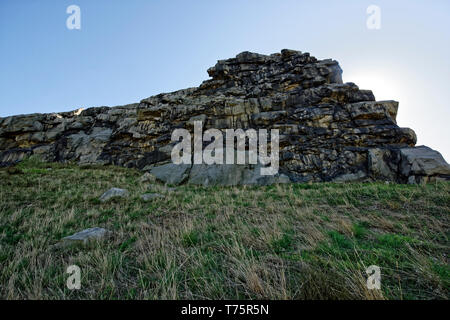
[399,146,450,179]
[346,101,398,122]
[368,148,399,181]
[0,49,448,184]
[187,114,207,127]
[150,163,191,185]
[60,227,110,246]
[0,149,32,166]
[99,188,129,202]
[139,172,157,183]
[141,193,164,201]
[187,154,290,187]
[137,150,171,169]
[332,171,367,183]
[252,111,287,125]
[188,163,246,186]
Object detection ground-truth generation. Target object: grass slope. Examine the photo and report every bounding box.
[0,157,448,300]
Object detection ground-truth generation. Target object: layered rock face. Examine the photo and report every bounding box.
[0,49,449,185]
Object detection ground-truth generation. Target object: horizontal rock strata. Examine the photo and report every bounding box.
[1,49,449,185]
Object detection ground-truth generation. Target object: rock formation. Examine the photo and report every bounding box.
[1,49,449,185]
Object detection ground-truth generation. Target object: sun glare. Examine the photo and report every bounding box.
[344,72,402,102]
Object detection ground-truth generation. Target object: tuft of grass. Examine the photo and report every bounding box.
[0,158,448,300]
[271,231,295,254]
[182,230,201,247]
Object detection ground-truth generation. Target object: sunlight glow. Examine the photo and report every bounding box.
[344,71,403,102]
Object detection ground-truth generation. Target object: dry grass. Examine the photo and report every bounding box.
[0,157,448,300]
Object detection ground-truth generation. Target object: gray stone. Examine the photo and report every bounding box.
[141,193,164,201]
[188,163,245,186]
[150,163,191,185]
[60,227,110,246]
[368,148,398,181]
[346,101,399,122]
[332,171,367,183]
[242,171,291,186]
[399,146,450,178]
[187,114,207,127]
[99,188,129,202]
[251,111,287,125]
[0,49,446,185]
[188,159,291,187]
[139,172,157,183]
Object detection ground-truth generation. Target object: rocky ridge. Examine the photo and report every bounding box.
[1,49,449,185]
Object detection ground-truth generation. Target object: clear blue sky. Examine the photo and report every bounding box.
[1,0,449,161]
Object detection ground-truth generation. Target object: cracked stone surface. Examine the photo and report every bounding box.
[0,49,448,184]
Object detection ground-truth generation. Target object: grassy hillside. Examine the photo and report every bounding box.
[0,158,448,300]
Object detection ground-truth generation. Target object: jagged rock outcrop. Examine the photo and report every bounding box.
[0,49,449,185]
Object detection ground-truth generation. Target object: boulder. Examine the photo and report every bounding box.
[399,146,450,181]
[150,163,191,185]
[368,148,399,181]
[188,163,248,186]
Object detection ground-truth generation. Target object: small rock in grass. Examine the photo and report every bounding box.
[139,172,157,183]
[99,188,129,202]
[59,227,110,247]
[141,193,164,201]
